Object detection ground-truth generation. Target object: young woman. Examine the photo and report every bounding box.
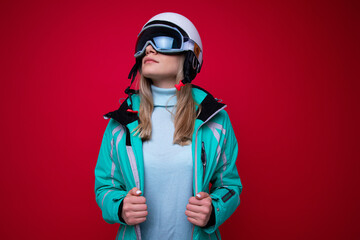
[95,12,243,240]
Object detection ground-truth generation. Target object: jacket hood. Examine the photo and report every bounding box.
[103,84,226,126]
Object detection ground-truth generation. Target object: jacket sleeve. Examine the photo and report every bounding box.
[94,119,128,225]
[203,111,243,234]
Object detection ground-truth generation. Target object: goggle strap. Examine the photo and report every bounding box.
[183,40,201,63]
[183,41,194,52]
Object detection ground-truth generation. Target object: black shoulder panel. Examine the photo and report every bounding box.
[103,98,139,126]
[192,85,226,122]
[197,94,226,122]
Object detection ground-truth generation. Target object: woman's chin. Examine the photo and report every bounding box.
[142,70,158,79]
[143,73,167,81]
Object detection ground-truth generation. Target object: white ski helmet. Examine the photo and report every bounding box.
[138,12,203,68]
[128,12,203,90]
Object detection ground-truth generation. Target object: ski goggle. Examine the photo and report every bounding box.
[134,24,193,58]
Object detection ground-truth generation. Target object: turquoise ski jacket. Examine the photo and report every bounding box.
[95,85,243,239]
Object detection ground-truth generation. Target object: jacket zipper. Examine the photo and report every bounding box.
[127,127,142,240]
[192,105,227,240]
[194,104,226,196]
[202,143,221,240]
[201,143,211,240]
[215,230,220,240]
[201,141,206,183]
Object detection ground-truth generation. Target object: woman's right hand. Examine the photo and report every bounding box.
[121,187,148,225]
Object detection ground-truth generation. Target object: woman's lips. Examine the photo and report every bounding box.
[143,57,158,64]
[144,60,157,64]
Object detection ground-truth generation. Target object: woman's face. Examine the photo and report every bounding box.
[141,44,184,88]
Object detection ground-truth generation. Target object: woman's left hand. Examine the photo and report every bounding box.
[185,192,213,227]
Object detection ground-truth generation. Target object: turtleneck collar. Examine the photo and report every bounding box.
[151,85,177,107]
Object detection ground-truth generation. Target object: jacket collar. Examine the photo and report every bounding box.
[103,84,226,126]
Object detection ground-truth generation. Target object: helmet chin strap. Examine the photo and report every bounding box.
[125,60,141,114]
[175,78,191,91]
[174,81,185,91]
[175,51,198,90]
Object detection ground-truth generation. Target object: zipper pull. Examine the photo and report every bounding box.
[201,141,207,182]
[201,142,206,167]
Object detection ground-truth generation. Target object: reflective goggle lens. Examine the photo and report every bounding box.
[135,25,184,57]
[153,36,174,50]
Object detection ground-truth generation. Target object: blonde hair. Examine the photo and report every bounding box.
[134,54,198,146]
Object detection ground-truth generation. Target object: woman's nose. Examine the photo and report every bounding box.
[145,44,157,55]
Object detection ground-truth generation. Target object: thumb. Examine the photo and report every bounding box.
[195,192,210,200]
[128,187,142,196]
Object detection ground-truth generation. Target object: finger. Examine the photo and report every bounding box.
[124,210,148,219]
[188,197,202,206]
[127,196,146,204]
[128,203,147,211]
[132,217,147,225]
[185,210,200,219]
[187,217,200,226]
[128,187,142,196]
[195,192,210,200]
[188,196,211,206]
[188,197,201,206]
[128,217,147,225]
[186,204,206,213]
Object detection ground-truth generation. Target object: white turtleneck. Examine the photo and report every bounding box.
[140,85,193,240]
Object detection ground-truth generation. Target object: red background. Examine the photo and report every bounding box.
[1,0,359,239]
